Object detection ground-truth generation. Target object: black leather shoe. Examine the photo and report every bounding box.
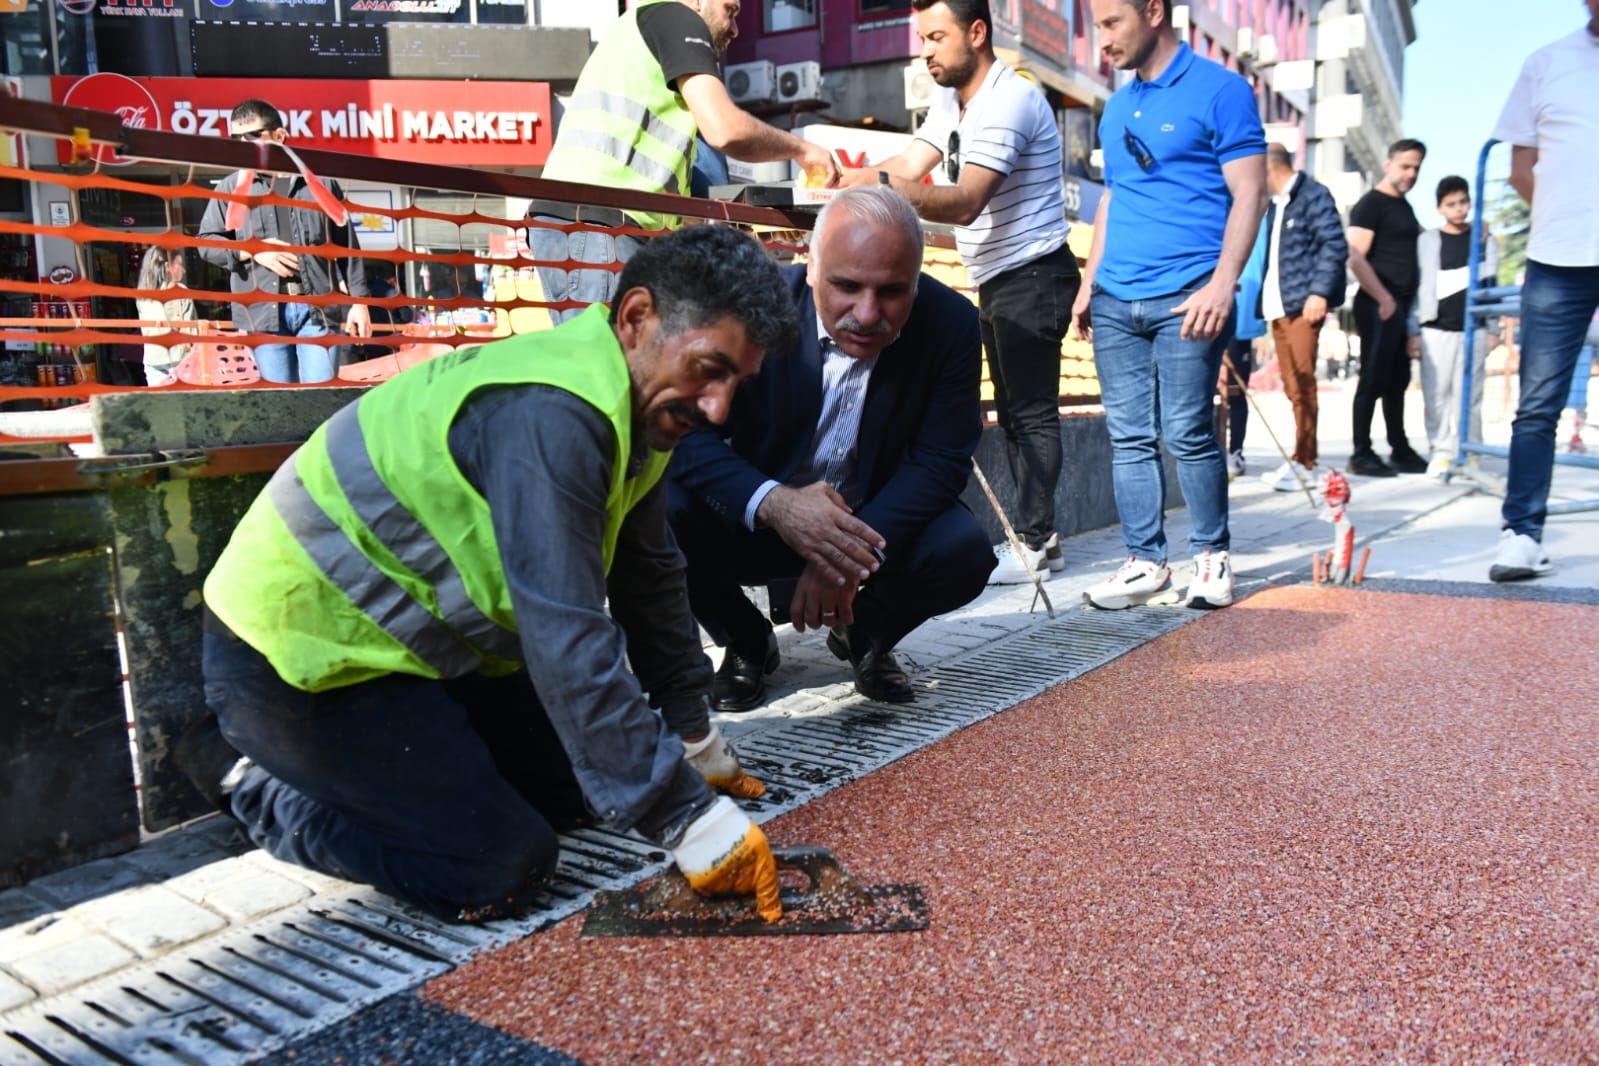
[1388,448,1429,474]
[827,627,916,704]
[1347,450,1397,477]
[173,714,247,820]
[711,632,780,713]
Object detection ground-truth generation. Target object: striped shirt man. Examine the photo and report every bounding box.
[913,60,1069,286]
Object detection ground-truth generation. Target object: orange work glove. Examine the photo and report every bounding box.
[682,723,767,800]
[672,796,782,922]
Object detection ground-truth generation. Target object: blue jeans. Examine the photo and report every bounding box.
[203,627,581,920]
[1090,278,1233,563]
[530,218,647,326]
[253,300,336,384]
[1502,260,1599,539]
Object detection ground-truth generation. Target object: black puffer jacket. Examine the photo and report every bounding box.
[1258,171,1348,319]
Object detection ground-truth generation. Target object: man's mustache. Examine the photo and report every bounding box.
[836,315,891,336]
[661,401,710,429]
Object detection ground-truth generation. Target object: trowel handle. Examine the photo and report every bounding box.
[771,845,872,905]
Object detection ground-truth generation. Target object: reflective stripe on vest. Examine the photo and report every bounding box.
[562,90,693,194]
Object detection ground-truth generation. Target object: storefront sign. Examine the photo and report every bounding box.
[50,74,552,167]
[1019,0,1071,68]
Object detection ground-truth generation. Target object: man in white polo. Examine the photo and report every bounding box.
[841,0,1078,586]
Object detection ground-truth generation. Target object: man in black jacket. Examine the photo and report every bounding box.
[1257,143,1347,491]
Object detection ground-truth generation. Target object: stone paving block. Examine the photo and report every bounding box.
[0,968,36,1012]
[0,912,87,962]
[239,851,354,894]
[161,855,258,903]
[0,889,52,931]
[81,885,227,957]
[7,933,137,995]
[120,820,246,880]
[192,869,314,922]
[24,855,150,908]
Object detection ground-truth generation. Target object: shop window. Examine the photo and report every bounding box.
[860,0,912,16]
[77,178,174,231]
[766,0,817,32]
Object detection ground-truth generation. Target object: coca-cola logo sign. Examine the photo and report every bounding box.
[59,73,160,166]
[58,0,98,15]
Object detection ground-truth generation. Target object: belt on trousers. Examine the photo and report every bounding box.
[525,198,628,229]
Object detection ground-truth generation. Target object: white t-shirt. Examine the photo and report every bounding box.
[1491,26,1599,267]
[915,60,1068,286]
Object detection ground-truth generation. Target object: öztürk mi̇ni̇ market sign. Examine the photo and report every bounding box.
[51,74,552,167]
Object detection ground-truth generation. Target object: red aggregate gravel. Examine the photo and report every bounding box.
[424,587,1599,1063]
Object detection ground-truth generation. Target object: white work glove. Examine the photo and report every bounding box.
[672,796,781,922]
[682,723,767,800]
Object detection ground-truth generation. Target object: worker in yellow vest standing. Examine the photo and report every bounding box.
[180,226,800,924]
[532,0,839,321]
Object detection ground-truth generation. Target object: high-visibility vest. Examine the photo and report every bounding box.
[204,306,671,692]
[541,0,697,231]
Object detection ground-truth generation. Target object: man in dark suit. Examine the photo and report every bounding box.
[669,185,994,711]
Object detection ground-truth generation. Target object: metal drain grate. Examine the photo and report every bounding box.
[2,603,1198,1064]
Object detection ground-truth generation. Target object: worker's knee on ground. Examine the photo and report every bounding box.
[448,816,560,916]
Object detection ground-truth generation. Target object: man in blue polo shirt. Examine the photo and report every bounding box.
[1073,0,1267,610]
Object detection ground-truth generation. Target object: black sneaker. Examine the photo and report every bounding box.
[1347,450,1397,477]
[1388,448,1429,474]
[173,715,249,820]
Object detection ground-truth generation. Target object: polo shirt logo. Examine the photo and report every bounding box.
[1161,124,1175,132]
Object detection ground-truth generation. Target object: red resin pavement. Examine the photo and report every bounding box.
[425,586,1599,1063]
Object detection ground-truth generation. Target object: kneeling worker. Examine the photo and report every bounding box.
[186,226,795,923]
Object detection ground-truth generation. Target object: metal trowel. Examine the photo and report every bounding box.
[581,845,928,938]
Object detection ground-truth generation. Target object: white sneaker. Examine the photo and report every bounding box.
[1083,557,1175,609]
[1225,451,1245,480]
[1425,455,1452,480]
[989,539,1050,584]
[1262,460,1316,493]
[1488,529,1551,583]
[1183,549,1234,609]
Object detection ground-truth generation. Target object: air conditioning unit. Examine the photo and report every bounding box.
[1171,4,1190,33]
[1255,33,1279,66]
[726,60,775,105]
[1236,26,1256,59]
[903,59,937,111]
[775,60,822,104]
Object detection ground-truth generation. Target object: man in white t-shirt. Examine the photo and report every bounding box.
[1486,0,1599,582]
[839,0,1078,586]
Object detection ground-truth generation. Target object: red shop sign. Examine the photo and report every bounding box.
[50,75,553,168]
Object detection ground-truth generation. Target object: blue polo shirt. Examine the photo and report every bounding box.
[1097,43,1265,299]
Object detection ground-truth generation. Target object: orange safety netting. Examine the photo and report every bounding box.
[0,141,1098,447]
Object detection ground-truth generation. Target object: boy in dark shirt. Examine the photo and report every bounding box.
[1346,138,1428,476]
[1417,175,1499,479]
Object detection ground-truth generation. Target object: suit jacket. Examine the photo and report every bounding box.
[669,264,983,554]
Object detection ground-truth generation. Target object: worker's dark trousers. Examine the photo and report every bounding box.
[202,627,586,921]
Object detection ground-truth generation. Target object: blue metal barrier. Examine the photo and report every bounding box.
[1461,140,1599,517]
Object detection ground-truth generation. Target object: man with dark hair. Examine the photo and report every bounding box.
[841,0,1079,587]
[197,99,371,384]
[1256,142,1347,491]
[1345,137,1428,477]
[1417,174,1498,479]
[533,0,839,322]
[669,185,993,711]
[1072,0,1267,610]
[184,225,797,925]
